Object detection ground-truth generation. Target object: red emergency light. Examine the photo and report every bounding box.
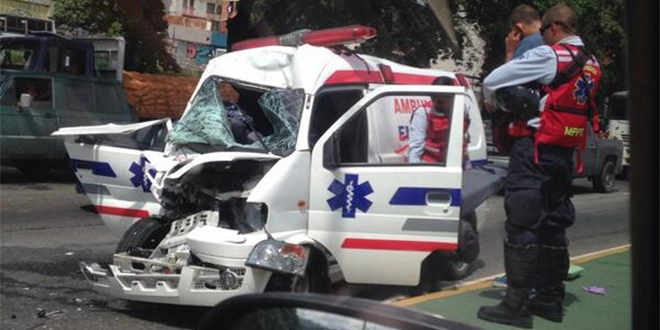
[231,25,377,51]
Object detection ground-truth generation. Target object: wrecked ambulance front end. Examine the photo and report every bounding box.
[79,74,310,306]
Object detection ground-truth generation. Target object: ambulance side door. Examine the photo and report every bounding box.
[308,85,467,286]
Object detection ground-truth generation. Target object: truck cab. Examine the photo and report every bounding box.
[53,26,506,306]
[0,20,135,177]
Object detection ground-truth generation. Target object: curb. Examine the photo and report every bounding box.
[391,244,631,307]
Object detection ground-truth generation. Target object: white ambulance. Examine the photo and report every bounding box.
[53,26,506,306]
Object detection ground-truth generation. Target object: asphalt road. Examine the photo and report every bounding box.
[0,166,630,330]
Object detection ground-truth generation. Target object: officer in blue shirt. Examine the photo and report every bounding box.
[478,4,599,328]
[506,4,544,62]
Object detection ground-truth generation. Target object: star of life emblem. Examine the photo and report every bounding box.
[574,75,595,105]
[327,174,374,218]
[129,156,157,193]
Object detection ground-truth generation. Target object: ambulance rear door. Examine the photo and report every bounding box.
[308,85,467,286]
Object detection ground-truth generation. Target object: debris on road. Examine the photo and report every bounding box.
[36,308,64,318]
[583,286,607,295]
[567,264,584,280]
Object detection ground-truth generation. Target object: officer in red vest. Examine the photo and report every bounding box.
[477,3,602,328]
[408,76,470,166]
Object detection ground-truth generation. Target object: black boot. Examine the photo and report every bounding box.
[529,245,569,322]
[478,241,537,328]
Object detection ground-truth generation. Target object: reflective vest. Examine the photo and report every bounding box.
[536,43,602,150]
[421,110,450,163]
[535,43,602,171]
[420,110,471,165]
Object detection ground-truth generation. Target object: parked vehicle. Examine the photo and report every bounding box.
[604,90,630,176]
[0,20,136,177]
[572,123,623,192]
[54,26,506,306]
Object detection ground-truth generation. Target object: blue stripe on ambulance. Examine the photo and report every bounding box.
[70,159,117,178]
[470,159,489,167]
[389,187,461,206]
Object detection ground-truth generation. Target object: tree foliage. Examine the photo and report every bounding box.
[456,0,627,101]
[230,0,457,67]
[51,0,122,35]
[51,0,178,73]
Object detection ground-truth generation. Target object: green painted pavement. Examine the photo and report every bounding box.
[411,251,631,329]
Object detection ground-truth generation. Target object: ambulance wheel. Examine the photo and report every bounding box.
[593,159,616,193]
[265,248,330,293]
[445,258,471,281]
[115,217,170,259]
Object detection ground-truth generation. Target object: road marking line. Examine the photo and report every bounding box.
[391,244,631,307]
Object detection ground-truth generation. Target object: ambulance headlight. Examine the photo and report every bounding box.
[245,240,309,276]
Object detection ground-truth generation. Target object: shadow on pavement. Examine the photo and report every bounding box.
[0,166,76,184]
[120,301,210,329]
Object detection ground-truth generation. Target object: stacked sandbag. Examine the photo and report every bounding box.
[123,71,200,120]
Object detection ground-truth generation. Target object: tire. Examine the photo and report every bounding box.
[616,166,629,180]
[593,159,616,193]
[115,217,170,257]
[445,257,472,281]
[265,248,330,293]
[445,214,480,280]
[458,214,479,263]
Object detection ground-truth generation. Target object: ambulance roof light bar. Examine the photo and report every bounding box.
[231,25,376,51]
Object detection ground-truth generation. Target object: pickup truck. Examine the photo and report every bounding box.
[486,121,623,193]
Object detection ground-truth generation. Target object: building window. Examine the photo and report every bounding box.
[207,3,216,14]
[183,0,195,11]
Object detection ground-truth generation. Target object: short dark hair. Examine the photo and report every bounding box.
[510,4,540,25]
[542,3,578,33]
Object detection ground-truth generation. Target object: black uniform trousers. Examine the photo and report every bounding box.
[504,137,575,248]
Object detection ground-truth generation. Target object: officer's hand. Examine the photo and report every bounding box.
[505,29,521,61]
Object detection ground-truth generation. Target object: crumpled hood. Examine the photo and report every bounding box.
[163,151,281,180]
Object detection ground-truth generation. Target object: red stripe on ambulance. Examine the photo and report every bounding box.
[342,238,457,251]
[95,206,150,218]
[324,70,442,86]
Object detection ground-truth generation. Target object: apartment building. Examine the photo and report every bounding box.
[163,0,238,72]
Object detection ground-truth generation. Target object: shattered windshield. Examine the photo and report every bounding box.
[167,77,305,156]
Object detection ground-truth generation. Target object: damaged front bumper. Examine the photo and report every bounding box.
[80,255,271,306]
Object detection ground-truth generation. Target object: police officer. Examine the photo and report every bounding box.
[477,3,602,328]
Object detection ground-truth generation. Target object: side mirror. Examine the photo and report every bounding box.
[323,135,341,170]
[18,93,33,109]
[198,292,484,330]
